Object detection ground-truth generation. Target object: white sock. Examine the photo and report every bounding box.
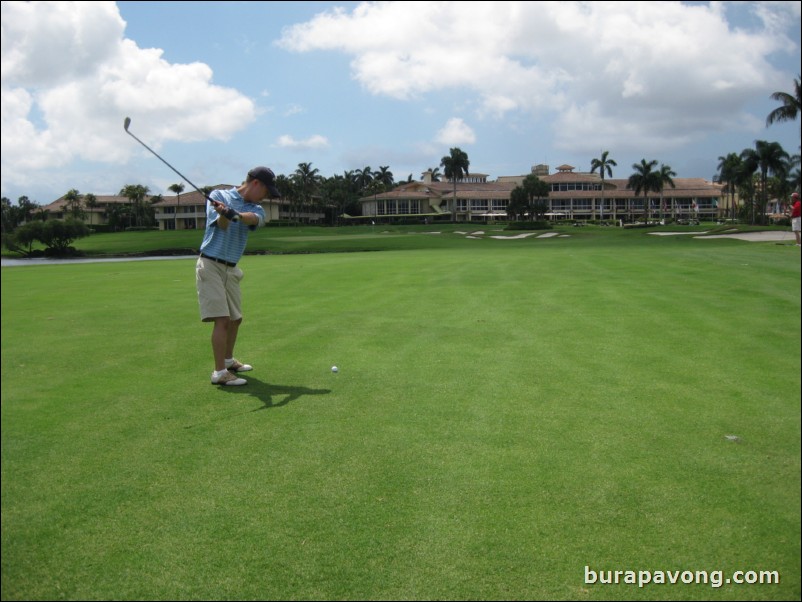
[214,369,228,378]
[225,358,234,367]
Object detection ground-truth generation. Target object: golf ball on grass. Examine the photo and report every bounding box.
[331,366,338,373]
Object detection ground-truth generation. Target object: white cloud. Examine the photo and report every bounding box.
[276,134,330,151]
[277,1,797,154]
[283,104,305,117]
[0,1,256,190]
[435,118,476,146]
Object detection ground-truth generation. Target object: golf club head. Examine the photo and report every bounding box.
[123,117,131,132]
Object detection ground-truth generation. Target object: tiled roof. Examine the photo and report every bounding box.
[44,184,232,209]
[361,173,722,202]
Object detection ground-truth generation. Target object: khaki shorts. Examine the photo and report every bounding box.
[196,257,244,322]
[792,216,801,232]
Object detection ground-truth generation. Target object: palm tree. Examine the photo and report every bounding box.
[440,148,470,222]
[353,166,374,193]
[374,165,394,189]
[717,153,743,220]
[119,184,150,227]
[293,162,322,223]
[590,151,617,221]
[168,183,185,230]
[83,193,98,226]
[106,202,131,231]
[788,153,802,193]
[657,164,676,221]
[320,174,360,225]
[740,141,789,224]
[627,159,661,225]
[767,75,801,130]
[368,166,395,216]
[426,167,442,182]
[63,189,84,221]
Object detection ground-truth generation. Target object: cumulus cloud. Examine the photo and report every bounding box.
[0,1,256,190]
[435,118,476,146]
[276,134,330,151]
[277,1,798,154]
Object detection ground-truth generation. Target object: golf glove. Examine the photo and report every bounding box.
[222,207,241,222]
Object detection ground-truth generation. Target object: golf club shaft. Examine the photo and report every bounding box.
[123,117,213,203]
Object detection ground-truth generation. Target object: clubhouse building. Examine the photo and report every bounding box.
[357,164,725,223]
[42,163,725,228]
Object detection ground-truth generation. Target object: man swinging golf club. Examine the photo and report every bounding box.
[197,167,281,385]
[122,118,280,385]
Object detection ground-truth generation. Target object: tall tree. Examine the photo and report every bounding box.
[590,151,617,221]
[320,174,360,225]
[740,141,789,224]
[520,174,550,220]
[168,183,185,230]
[627,159,661,224]
[1,196,39,232]
[0,197,12,233]
[63,189,85,221]
[440,147,470,222]
[364,166,395,217]
[766,75,801,142]
[374,165,395,189]
[119,184,150,227]
[506,187,528,222]
[788,153,802,193]
[657,164,676,221]
[353,166,374,192]
[293,162,322,223]
[717,153,743,220]
[83,193,98,226]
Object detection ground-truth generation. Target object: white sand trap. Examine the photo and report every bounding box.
[696,231,794,242]
[651,230,793,242]
[537,232,560,238]
[489,233,537,239]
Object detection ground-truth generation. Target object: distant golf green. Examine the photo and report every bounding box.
[2,226,799,600]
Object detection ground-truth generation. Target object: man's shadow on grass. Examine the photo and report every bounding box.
[217,374,331,410]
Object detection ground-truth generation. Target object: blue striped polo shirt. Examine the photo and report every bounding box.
[199,188,266,264]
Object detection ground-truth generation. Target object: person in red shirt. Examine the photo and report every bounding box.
[789,191,801,247]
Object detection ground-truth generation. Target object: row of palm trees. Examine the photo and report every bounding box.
[21,138,800,230]
[584,141,798,226]
[271,162,398,223]
[717,142,799,224]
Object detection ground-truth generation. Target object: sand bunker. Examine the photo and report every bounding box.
[695,231,794,242]
[651,231,793,242]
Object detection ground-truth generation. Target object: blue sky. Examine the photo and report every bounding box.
[2,1,800,205]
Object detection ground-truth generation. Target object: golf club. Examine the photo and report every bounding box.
[123,116,214,204]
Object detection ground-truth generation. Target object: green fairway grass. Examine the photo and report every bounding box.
[2,221,790,258]
[2,228,800,600]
